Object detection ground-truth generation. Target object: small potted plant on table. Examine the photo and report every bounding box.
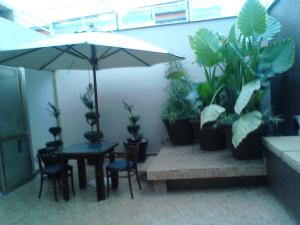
[123,100,148,162]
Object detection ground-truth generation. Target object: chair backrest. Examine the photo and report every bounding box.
[37,148,59,171]
[45,140,63,149]
[124,142,140,167]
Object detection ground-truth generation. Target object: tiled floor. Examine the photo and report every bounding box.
[0,162,297,225]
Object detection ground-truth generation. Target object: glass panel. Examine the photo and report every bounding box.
[155,2,186,25]
[53,18,85,34]
[120,8,154,29]
[1,138,32,190]
[85,13,117,31]
[0,67,26,137]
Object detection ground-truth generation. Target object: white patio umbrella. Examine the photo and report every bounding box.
[0,31,183,141]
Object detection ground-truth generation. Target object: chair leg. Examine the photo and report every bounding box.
[38,173,44,199]
[53,179,58,202]
[135,167,142,190]
[106,169,110,197]
[127,170,134,199]
[70,169,75,196]
[58,179,62,191]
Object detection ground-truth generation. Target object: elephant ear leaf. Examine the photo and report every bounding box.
[234,80,261,115]
[237,0,267,37]
[232,111,262,148]
[189,28,222,67]
[261,16,281,41]
[259,38,295,78]
[200,104,225,128]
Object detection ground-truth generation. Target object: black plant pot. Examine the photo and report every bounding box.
[49,126,61,138]
[230,126,268,160]
[163,119,193,145]
[124,138,148,162]
[190,119,200,143]
[199,123,226,151]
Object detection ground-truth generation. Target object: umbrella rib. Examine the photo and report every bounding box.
[69,46,90,61]
[98,48,122,61]
[97,47,112,61]
[0,48,41,64]
[39,45,74,70]
[121,49,150,66]
[53,47,87,61]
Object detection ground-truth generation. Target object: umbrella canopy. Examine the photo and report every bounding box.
[0,31,183,141]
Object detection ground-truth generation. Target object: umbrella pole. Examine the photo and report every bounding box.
[92,64,101,142]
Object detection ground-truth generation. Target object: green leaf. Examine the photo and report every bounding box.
[166,70,187,79]
[234,80,261,115]
[197,82,214,106]
[200,104,225,128]
[259,38,295,77]
[237,0,267,36]
[232,111,262,148]
[261,16,281,41]
[189,28,222,67]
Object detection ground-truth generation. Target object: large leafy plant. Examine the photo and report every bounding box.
[162,61,197,122]
[191,0,295,147]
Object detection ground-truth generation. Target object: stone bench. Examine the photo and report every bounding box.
[263,136,300,223]
[147,145,266,192]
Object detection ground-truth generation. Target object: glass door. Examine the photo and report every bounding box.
[0,66,32,193]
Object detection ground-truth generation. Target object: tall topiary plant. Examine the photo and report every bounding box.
[80,83,103,143]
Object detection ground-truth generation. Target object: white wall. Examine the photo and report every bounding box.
[24,69,56,168]
[56,18,235,153]
[0,17,47,48]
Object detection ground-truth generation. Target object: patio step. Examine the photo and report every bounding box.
[147,145,267,192]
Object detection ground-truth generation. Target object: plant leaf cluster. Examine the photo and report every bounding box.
[189,0,295,147]
[162,61,198,122]
[123,100,143,141]
[80,83,95,111]
[46,101,60,119]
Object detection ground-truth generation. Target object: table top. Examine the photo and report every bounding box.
[56,142,118,156]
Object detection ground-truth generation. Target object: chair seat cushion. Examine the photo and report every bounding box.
[106,160,133,171]
[44,164,61,174]
[44,164,73,174]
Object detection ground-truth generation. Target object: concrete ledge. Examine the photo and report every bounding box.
[263,136,300,159]
[147,145,266,192]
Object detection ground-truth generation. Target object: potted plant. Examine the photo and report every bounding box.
[195,0,295,159]
[123,100,148,162]
[80,83,103,143]
[189,29,228,150]
[46,101,63,148]
[162,61,197,145]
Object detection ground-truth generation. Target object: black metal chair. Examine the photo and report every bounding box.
[37,148,75,201]
[105,142,142,199]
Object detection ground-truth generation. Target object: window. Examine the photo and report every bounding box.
[84,13,117,31]
[154,2,187,25]
[119,8,154,29]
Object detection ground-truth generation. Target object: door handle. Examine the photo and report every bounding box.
[17,140,22,153]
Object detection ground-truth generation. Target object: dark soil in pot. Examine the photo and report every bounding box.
[230,126,268,160]
[163,119,194,145]
[199,123,226,151]
[124,138,148,162]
